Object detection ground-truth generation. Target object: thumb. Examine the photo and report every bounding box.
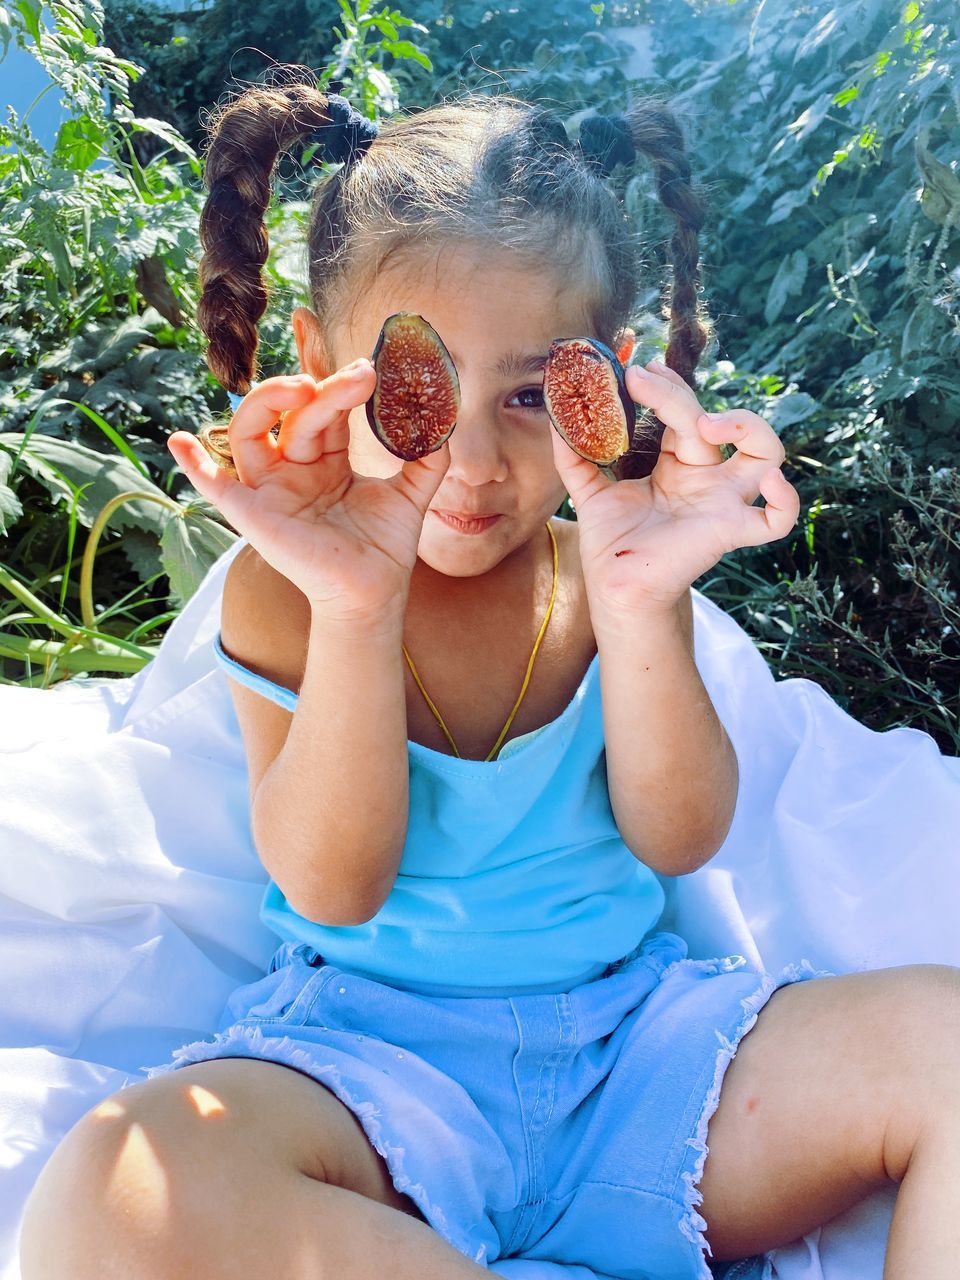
[550,429,614,511]
[388,440,451,516]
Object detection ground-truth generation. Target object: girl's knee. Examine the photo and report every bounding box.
[20,1077,238,1280]
[893,964,960,1099]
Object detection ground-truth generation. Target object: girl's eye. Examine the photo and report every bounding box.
[509,387,546,412]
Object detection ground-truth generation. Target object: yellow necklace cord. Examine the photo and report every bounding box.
[401,520,560,763]
[483,520,559,761]
[401,644,462,757]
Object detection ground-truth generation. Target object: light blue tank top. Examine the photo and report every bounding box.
[214,631,665,995]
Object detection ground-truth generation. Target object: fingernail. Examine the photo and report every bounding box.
[632,366,654,378]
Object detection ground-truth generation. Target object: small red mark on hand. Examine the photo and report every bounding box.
[745,1096,760,1114]
[614,549,633,558]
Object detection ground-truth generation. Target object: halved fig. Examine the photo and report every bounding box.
[366,313,460,461]
[543,337,635,466]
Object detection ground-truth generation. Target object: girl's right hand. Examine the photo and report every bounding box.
[166,360,450,625]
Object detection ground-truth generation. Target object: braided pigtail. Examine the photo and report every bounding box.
[194,76,374,475]
[614,99,712,481]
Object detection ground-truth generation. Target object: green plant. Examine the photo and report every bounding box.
[317,0,432,119]
[0,2,267,684]
[624,0,960,750]
[0,0,451,688]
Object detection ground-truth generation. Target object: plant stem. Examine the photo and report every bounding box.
[80,490,182,630]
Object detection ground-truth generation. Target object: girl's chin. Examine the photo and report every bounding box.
[417,519,512,576]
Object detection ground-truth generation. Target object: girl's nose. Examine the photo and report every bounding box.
[444,401,509,486]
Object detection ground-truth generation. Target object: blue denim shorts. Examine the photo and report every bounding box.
[143,931,830,1280]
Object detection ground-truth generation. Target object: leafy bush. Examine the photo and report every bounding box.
[635,0,958,749]
[0,0,435,685]
[0,0,266,680]
[99,0,637,158]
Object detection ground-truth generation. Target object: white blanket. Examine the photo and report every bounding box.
[2,533,958,1280]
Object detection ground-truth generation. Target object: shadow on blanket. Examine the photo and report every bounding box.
[2,534,956,1280]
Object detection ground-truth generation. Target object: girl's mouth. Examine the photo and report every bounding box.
[430,510,502,535]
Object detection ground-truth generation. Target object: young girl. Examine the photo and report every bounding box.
[20,79,960,1280]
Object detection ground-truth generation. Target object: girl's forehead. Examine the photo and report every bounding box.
[337,242,601,366]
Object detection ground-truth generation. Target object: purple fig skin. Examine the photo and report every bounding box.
[366,313,461,461]
[543,337,635,466]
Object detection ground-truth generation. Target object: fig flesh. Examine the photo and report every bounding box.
[367,313,460,461]
[543,337,635,466]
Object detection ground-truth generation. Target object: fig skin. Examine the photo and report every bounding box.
[543,337,635,467]
[366,313,461,461]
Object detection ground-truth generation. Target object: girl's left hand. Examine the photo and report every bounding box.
[550,357,800,620]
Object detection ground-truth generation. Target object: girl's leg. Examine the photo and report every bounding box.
[19,1058,488,1280]
[697,964,960,1279]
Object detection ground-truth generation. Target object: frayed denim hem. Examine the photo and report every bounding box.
[131,1021,489,1267]
[659,954,836,1280]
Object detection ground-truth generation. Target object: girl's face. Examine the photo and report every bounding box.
[300,242,607,579]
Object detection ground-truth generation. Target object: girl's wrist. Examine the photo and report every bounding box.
[587,591,686,642]
[308,596,408,644]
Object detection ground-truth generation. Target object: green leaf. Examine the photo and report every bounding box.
[362,14,398,39]
[832,85,859,107]
[795,8,839,60]
[901,301,943,356]
[0,432,165,534]
[0,6,13,60]
[160,512,238,608]
[764,250,809,325]
[902,1,920,20]
[54,117,107,170]
[765,187,810,225]
[532,38,554,69]
[14,0,42,45]
[767,392,820,428]
[125,114,199,163]
[0,451,24,537]
[386,38,431,70]
[63,398,151,474]
[915,129,960,226]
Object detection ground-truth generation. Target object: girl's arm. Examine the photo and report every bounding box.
[251,605,410,926]
[550,361,798,882]
[167,367,450,928]
[595,590,739,878]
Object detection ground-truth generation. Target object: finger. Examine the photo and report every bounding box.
[696,408,787,463]
[166,431,263,537]
[389,440,452,517]
[549,426,615,510]
[274,360,376,465]
[737,467,801,547]
[626,364,722,467]
[696,408,787,497]
[647,357,691,391]
[224,375,319,483]
[658,424,679,457]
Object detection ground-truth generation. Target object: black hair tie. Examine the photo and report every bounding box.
[529,109,573,154]
[578,114,636,177]
[305,93,379,166]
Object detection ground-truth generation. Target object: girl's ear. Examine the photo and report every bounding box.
[615,327,636,367]
[291,307,334,380]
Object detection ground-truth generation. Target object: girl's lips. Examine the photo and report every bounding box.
[430,510,502,535]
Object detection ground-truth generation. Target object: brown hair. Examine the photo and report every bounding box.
[193,69,711,481]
